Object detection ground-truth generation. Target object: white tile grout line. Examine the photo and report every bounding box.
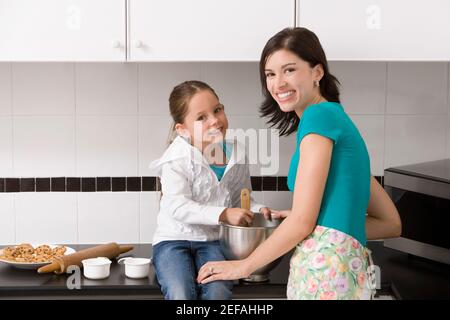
[10,63,16,244]
[74,62,79,244]
[136,64,141,243]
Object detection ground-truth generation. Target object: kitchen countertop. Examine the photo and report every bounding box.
[0,243,289,300]
[0,242,448,299]
[385,158,450,184]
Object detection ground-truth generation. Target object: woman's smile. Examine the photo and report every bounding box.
[275,90,296,103]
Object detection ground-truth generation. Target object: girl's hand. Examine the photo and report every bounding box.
[219,208,254,226]
[259,207,272,220]
[269,210,291,219]
[197,260,250,284]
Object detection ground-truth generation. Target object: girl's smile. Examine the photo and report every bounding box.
[176,89,229,151]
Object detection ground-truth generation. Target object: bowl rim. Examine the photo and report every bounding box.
[219,219,282,230]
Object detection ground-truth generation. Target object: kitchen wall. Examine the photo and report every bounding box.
[0,61,449,245]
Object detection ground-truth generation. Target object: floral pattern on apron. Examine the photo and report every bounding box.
[287,225,376,300]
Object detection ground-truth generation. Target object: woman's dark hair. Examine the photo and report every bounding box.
[259,27,340,136]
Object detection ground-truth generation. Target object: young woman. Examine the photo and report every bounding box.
[197,28,401,300]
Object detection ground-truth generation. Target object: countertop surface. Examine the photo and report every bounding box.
[0,243,289,299]
[385,158,450,184]
[1,241,449,299]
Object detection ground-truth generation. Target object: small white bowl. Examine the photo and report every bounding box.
[81,257,111,280]
[118,257,151,279]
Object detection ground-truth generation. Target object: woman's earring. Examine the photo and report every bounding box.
[314,80,320,87]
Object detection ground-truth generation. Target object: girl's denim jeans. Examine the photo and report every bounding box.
[152,240,233,300]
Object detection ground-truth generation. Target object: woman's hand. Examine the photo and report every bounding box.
[259,207,272,219]
[219,208,254,226]
[197,260,251,284]
[263,209,291,220]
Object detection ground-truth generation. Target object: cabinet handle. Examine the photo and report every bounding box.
[135,40,144,48]
[112,41,122,48]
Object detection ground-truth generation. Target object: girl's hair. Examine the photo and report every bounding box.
[259,27,341,136]
[167,80,219,143]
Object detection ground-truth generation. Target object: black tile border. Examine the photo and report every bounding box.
[262,176,277,191]
[81,178,95,192]
[277,176,289,191]
[251,176,262,191]
[5,178,20,192]
[36,178,50,192]
[0,176,385,193]
[20,178,35,192]
[97,177,111,192]
[142,177,156,192]
[67,177,81,192]
[127,177,141,192]
[374,175,384,187]
[112,177,126,192]
[51,177,65,192]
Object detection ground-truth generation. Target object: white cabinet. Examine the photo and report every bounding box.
[128,0,295,61]
[297,0,450,61]
[0,0,125,61]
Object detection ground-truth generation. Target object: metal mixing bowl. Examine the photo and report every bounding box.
[219,213,283,282]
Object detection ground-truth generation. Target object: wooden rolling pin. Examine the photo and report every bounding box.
[37,242,133,274]
[241,188,250,211]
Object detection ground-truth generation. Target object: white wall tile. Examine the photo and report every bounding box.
[250,191,264,207]
[203,62,262,116]
[13,116,75,176]
[0,117,13,176]
[75,63,138,115]
[76,116,138,176]
[350,115,385,176]
[329,62,386,115]
[263,191,293,211]
[139,192,160,243]
[387,62,448,115]
[138,116,172,175]
[15,193,77,244]
[138,63,201,115]
[12,63,74,115]
[0,63,12,115]
[385,115,447,168]
[78,193,140,244]
[0,194,15,245]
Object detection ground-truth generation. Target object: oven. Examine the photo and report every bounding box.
[383,159,450,265]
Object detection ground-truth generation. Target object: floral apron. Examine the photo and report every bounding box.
[287,225,376,300]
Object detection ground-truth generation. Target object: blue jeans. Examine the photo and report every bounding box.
[152,240,233,300]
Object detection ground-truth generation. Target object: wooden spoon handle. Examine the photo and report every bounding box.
[241,188,250,210]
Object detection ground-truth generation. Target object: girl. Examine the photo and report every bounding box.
[149,80,270,300]
[197,28,402,300]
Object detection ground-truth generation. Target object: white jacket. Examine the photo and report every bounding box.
[149,136,265,245]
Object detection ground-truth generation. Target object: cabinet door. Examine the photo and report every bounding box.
[129,0,295,61]
[0,0,125,61]
[298,0,450,60]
